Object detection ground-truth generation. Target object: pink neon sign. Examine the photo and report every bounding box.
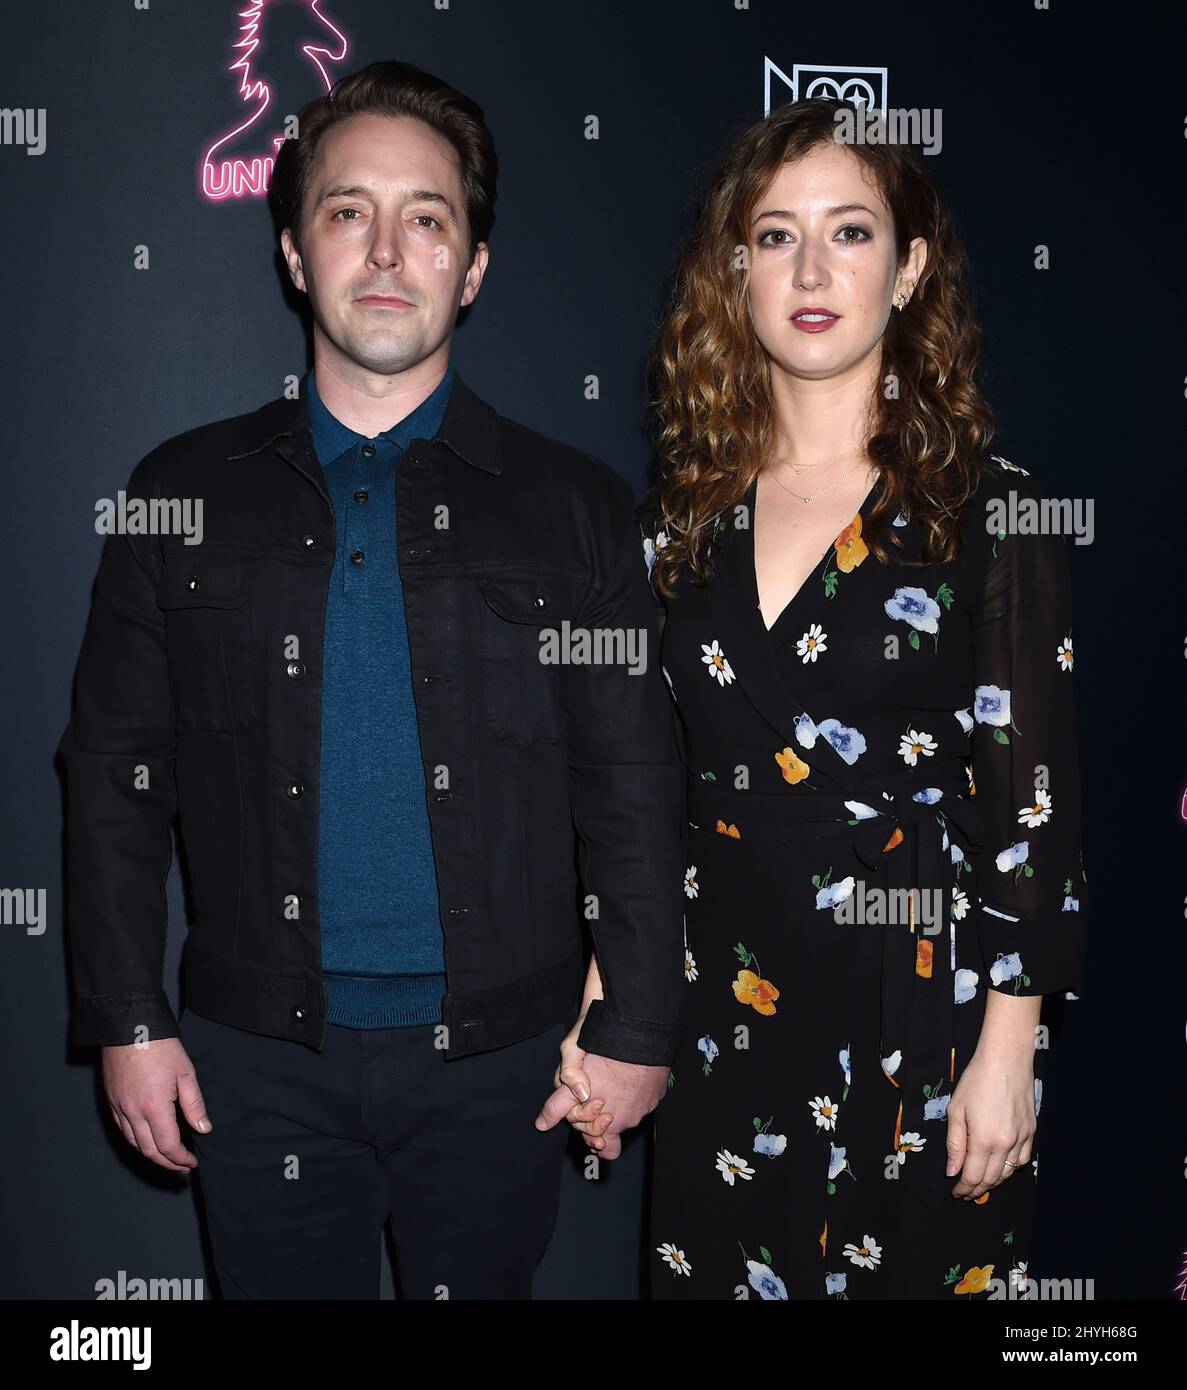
[199,0,350,202]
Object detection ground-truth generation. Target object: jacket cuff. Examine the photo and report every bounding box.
[71,991,179,1048]
[576,999,680,1068]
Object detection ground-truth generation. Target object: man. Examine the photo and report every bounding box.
[58,60,685,1300]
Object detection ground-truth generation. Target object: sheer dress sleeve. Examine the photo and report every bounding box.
[968,458,1087,998]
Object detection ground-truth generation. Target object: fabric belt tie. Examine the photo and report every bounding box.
[686,775,982,1208]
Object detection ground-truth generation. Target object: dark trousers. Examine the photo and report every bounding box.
[178,1007,569,1299]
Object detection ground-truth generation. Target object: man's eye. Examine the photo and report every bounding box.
[332,208,359,222]
[415,214,443,229]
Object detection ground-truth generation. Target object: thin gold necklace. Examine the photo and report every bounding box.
[767,459,872,505]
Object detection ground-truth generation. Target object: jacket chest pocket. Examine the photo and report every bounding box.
[155,554,258,730]
[476,573,590,746]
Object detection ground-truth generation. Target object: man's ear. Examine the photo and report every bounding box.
[280,227,307,294]
[459,241,489,309]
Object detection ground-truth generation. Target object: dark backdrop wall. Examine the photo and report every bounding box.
[2,0,1182,1301]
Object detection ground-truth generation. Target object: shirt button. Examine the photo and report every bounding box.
[354,489,368,503]
[286,660,305,678]
[362,443,376,458]
[350,550,364,565]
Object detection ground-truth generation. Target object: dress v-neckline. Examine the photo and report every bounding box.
[752,469,883,646]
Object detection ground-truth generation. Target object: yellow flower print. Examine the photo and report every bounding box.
[775,747,810,785]
[882,826,904,852]
[915,938,933,978]
[733,968,779,1015]
[954,1264,995,1295]
[715,820,741,839]
[834,514,869,572]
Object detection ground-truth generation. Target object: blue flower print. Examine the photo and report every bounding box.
[817,717,867,765]
[746,1259,788,1300]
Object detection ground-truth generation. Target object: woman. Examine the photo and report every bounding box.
[556,98,1087,1300]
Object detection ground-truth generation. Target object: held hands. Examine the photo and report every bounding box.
[101,1037,212,1173]
[945,1046,1037,1199]
[534,1016,669,1160]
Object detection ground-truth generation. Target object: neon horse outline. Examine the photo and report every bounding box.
[200,0,350,202]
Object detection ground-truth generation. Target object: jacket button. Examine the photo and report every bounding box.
[354,489,368,503]
[286,660,306,678]
[291,1005,307,1023]
[286,782,304,799]
[361,443,376,458]
[534,594,546,608]
[301,534,318,549]
[447,906,470,916]
[350,550,364,565]
[187,575,201,591]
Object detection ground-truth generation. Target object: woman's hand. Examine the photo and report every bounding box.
[945,1047,1036,1199]
[553,1017,615,1151]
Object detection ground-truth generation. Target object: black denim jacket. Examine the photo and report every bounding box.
[58,369,687,1066]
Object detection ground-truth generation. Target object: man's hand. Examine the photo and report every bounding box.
[535,1024,669,1160]
[101,1037,212,1173]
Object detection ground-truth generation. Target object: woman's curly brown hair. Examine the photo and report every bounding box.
[647,98,995,597]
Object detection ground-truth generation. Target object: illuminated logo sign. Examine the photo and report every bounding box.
[199,0,350,202]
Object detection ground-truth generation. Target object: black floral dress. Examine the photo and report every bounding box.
[645,455,1087,1301]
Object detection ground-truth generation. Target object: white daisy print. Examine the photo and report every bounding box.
[1057,636,1074,671]
[990,454,1030,475]
[796,623,828,663]
[701,640,735,686]
[809,1095,840,1131]
[641,528,670,577]
[895,1132,927,1162]
[684,949,698,982]
[684,865,700,898]
[1010,1261,1030,1292]
[1017,788,1052,827]
[951,888,970,920]
[898,729,937,765]
[715,1149,754,1185]
[656,1242,691,1276]
[843,1235,882,1269]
